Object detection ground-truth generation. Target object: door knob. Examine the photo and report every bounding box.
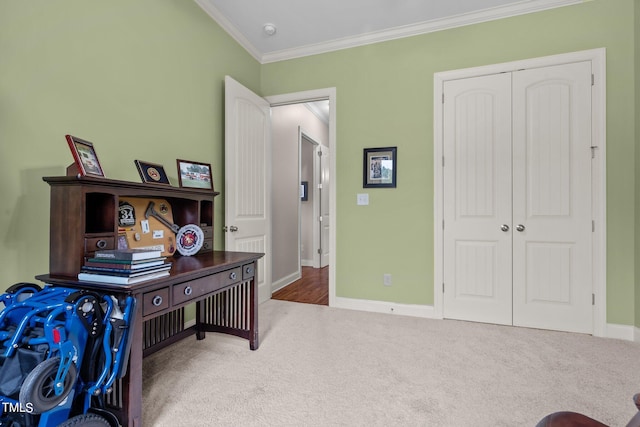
[516,224,525,232]
[229,225,239,232]
[501,224,509,232]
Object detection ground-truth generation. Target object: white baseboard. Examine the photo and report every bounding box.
[271,271,301,293]
[333,297,636,342]
[301,259,314,267]
[605,323,638,341]
[333,296,438,318]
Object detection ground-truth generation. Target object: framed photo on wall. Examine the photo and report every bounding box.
[363,147,397,188]
[177,159,213,190]
[134,160,171,185]
[65,135,106,178]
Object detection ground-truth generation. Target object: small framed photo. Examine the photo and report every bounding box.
[300,181,308,201]
[134,160,171,185]
[363,147,397,188]
[65,135,105,178]
[177,159,213,190]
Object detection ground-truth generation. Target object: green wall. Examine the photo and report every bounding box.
[0,1,260,286]
[1,0,638,327]
[635,0,640,328]
[261,0,637,325]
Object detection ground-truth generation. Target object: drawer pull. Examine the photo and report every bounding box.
[229,272,237,280]
[152,295,163,307]
[184,286,193,296]
[96,239,108,249]
[245,267,253,274]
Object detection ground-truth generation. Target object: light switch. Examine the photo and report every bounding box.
[357,193,369,205]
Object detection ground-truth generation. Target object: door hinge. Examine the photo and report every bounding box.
[442,283,445,293]
[319,216,323,222]
[442,220,445,230]
[317,248,322,254]
[442,156,445,167]
[592,220,595,232]
[591,74,595,86]
[592,293,595,305]
[318,183,323,189]
[317,150,323,157]
[590,146,598,159]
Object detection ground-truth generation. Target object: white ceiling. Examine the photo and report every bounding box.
[195,0,581,64]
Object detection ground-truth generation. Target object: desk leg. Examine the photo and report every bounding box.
[195,300,206,340]
[122,295,144,427]
[250,276,259,350]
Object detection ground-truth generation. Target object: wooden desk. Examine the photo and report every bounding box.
[37,250,263,427]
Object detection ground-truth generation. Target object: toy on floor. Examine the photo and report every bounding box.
[0,282,135,427]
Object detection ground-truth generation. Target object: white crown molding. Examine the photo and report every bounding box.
[194,0,263,63]
[261,0,583,63]
[196,0,583,64]
[305,101,330,125]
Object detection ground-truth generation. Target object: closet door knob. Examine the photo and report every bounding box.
[500,224,510,232]
[516,224,525,232]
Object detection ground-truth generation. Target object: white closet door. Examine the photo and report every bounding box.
[442,73,513,325]
[511,62,593,333]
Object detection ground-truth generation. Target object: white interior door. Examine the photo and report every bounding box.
[224,76,272,303]
[512,62,593,333]
[319,144,330,268]
[442,61,593,333]
[442,73,513,325]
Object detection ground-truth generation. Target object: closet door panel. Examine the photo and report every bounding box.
[512,61,593,333]
[442,73,512,325]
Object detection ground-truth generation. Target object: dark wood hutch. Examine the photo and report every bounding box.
[36,176,263,427]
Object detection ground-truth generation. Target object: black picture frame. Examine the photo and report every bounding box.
[134,160,171,185]
[363,147,397,188]
[177,159,213,190]
[301,181,308,201]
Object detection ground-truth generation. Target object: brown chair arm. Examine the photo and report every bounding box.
[536,412,608,427]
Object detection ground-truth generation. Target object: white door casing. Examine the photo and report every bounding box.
[319,144,330,268]
[435,49,606,336]
[224,76,272,303]
[442,73,513,325]
[511,61,593,333]
[266,88,337,306]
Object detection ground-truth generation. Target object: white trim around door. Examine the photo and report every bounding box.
[433,48,607,337]
[265,88,338,307]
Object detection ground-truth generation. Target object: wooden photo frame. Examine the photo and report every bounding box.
[177,159,213,190]
[65,135,105,178]
[134,160,171,185]
[363,147,397,188]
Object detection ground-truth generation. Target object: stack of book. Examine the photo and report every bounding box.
[78,249,171,284]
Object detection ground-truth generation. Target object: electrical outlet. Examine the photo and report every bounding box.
[383,274,392,286]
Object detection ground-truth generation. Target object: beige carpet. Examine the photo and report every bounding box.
[143,299,640,426]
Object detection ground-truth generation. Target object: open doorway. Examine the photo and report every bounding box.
[270,100,330,305]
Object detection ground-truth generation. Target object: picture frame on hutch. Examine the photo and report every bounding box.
[65,135,106,178]
[134,160,171,185]
[177,159,213,190]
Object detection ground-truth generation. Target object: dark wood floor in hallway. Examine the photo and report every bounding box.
[272,266,328,305]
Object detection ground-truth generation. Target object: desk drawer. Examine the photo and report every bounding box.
[242,263,255,280]
[84,236,115,254]
[143,287,169,316]
[173,267,242,305]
